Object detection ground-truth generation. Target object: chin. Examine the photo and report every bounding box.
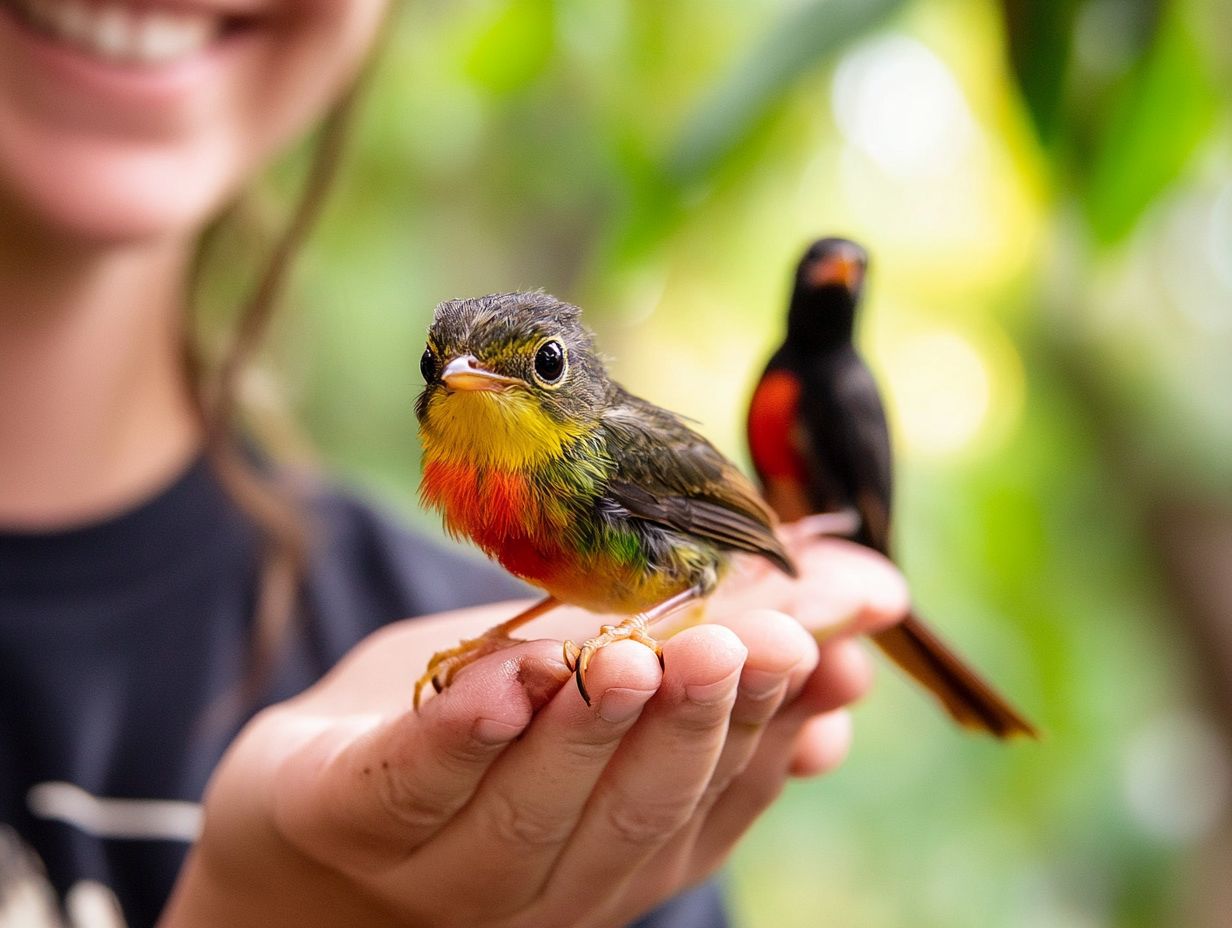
[0,124,238,248]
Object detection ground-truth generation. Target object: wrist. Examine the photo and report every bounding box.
[159,842,396,928]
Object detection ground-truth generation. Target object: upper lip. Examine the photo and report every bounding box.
[440,356,521,392]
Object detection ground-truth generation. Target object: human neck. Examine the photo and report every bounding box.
[0,229,203,529]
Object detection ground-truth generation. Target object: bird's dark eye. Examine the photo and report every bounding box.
[533,340,566,384]
[420,347,437,383]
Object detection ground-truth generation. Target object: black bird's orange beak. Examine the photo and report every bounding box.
[806,249,864,291]
[441,355,520,392]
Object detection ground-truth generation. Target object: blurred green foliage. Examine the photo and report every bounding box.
[242,0,1232,924]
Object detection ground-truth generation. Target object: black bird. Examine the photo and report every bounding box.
[747,238,1037,739]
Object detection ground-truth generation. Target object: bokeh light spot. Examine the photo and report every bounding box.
[1207,182,1232,292]
[832,35,977,180]
[884,328,995,458]
[1123,711,1232,844]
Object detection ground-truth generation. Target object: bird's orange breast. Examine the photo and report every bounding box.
[421,458,579,590]
[421,459,541,550]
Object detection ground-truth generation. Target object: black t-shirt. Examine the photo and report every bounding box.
[0,457,727,928]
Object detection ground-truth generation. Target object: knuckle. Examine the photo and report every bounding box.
[557,729,620,766]
[603,790,691,847]
[487,788,574,849]
[373,763,454,835]
[731,703,777,731]
[696,764,742,814]
[671,700,731,737]
[436,731,495,771]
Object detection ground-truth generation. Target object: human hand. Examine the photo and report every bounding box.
[160,537,906,928]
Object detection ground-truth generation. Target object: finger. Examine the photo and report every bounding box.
[784,540,909,639]
[271,638,570,870]
[713,538,909,640]
[788,710,854,778]
[410,638,664,920]
[626,610,816,905]
[784,638,875,717]
[691,610,817,812]
[546,625,747,918]
[684,639,872,872]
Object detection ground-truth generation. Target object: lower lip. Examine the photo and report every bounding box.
[0,4,236,108]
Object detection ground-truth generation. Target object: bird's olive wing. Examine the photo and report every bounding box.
[601,390,796,576]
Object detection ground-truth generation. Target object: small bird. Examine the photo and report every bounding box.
[747,238,1038,739]
[414,291,796,708]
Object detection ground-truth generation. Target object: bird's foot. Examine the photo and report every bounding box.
[413,630,522,710]
[563,616,664,706]
[412,596,561,711]
[785,507,862,542]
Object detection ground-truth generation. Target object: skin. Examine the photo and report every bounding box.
[0,1,909,925]
[0,0,388,526]
[165,541,905,928]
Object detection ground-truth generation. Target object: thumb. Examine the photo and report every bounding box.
[269,640,570,872]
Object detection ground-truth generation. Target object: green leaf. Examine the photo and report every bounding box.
[463,0,556,96]
[1082,0,1219,244]
[607,0,905,265]
[998,0,1082,146]
[665,0,906,187]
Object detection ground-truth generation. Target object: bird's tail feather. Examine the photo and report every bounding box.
[871,613,1038,739]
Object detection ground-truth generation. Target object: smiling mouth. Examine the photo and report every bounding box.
[0,0,253,66]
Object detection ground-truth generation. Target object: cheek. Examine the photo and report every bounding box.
[228,2,387,185]
[0,0,387,244]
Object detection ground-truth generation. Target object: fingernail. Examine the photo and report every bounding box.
[740,668,785,701]
[471,717,523,745]
[598,687,654,724]
[685,670,740,706]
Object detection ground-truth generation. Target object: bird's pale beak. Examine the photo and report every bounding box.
[806,251,864,291]
[441,355,520,392]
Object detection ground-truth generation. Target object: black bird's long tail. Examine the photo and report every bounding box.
[871,613,1038,739]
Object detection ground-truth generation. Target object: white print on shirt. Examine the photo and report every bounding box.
[27,783,201,842]
[0,827,126,928]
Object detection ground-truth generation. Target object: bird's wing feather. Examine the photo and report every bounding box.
[601,389,796,575]
[800,351,893,553]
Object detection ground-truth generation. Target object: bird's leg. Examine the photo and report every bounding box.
[782,507,862,543]
[414,595,560,710]
[656,599,708,639]
[563,586,704,705]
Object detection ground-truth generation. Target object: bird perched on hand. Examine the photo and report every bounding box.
[414,290,795,708]
[747,238,1038,739]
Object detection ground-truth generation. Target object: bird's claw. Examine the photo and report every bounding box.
[564,620,663,707]
[413,632,520,711]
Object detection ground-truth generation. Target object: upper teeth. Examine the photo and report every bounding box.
[13,0,218,64]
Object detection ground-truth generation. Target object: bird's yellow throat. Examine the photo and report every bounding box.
[420,389,597,471]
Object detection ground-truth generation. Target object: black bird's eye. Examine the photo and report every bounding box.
[420,347,437,383]
[533,340,566,384]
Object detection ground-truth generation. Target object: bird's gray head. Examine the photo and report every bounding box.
[416,291,613,450]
